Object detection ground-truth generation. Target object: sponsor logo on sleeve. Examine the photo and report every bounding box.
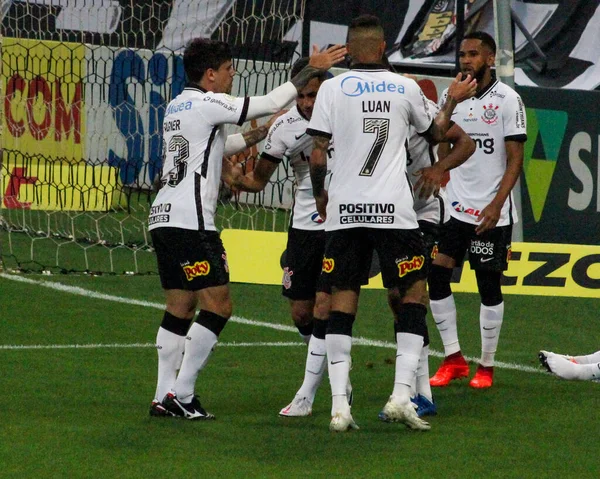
[396,255,425,277]
[183,261,210,281]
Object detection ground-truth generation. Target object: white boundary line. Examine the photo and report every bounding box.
[0,273,544,374]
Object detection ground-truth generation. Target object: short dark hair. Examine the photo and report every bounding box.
[290,57,328,82]
[463,31,496,54]
[183,38,232,83]
[349,14,382,32]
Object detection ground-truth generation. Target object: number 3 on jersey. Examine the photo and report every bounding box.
[359,118,390,176]
[166,135,190,187]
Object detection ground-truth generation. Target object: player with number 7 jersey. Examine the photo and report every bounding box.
[307,68,433,231]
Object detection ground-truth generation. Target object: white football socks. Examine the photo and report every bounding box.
[430,295,461,357]
[479,302,504,367]
[573,350,600,365]
[546,352,600,380]
[296,335,327,403]
[154,326,186,402]
[415,345,433,402]
[326,334,352,415]
[392,333,424,403]
[171,322,218,403]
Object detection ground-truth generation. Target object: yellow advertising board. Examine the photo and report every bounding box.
[1,160,118,211]
[221,229,600,299]
[1,38,85,161]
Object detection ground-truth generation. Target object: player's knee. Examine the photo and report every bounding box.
[326,311,355,336]
[196,309,229,337]
[313,293,331,320]
[393,302,428,340]
[475,270,503,306]
[291,308,312,327]
[428,264,453,301]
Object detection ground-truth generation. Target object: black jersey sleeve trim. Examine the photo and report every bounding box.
[237,97,250,126]
[260,152,284,164]
[202,126,219,178]
[306,128,332,139]
[505,134,527,143]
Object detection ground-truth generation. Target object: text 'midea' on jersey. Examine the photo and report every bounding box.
[149,86,249,232]
[307,65,433,231]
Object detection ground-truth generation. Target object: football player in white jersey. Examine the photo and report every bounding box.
[428,32,527,390]
[307,15,476,432]
[233,58,359,418]
[539,350,600,381]
[148,38,347,419]
[402,97,476,417]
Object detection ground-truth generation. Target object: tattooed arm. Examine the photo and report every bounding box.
[309,135,330,219]
[425,73,477,144]
[223,111,286,156]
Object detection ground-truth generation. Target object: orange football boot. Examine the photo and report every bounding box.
[429,353,470,387]
[469,365,494,388]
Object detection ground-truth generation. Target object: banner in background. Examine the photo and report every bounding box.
[222,230,600,298]
[518,86,600,245]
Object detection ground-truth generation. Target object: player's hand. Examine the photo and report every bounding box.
[314,190,328,221]
[475,202,501,234]
[309,44,347,70]
[413,164,444,199]
[222,156,244,189]
[447,73,477,103]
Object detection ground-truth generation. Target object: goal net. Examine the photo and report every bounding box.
[0,0,304,274]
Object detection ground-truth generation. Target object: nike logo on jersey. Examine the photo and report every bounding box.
[295,133,306,140]
[330,360,344,365]
[480,258,494,263]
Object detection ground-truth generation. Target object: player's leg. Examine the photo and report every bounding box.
[412,221,439,416]
[327,288,359,431]
[376,229,430,430]
[428,218,470,386]
[290,299,315,344]
[163,231,231,419]
[539,351,600,380]
[282,228,325,342]
[279,229,328,416]
[468,224,511,388]
[322,229,365,431]
[280,294,328,417]
[150,228,197,416]
[572,350,600,364]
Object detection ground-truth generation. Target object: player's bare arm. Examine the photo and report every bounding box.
[290,45,347,92]
[475,140,524,234]
[232,158,280,192]
[223,111,287,156]
[309,135,330,219]
[428,73,477,143]
[413,123,475,199]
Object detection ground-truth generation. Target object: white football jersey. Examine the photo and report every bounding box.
[440,78,527,226]
[149,86,249,231]
[307,65,433,231]
[261,106,331,230]
[407,99,449,225]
